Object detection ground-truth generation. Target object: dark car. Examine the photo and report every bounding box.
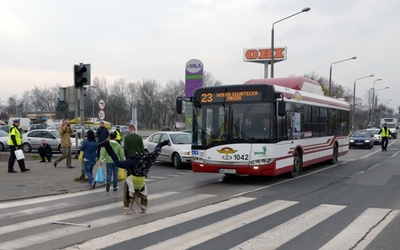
[349,130,374,149]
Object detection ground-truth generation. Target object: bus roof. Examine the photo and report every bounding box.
[244,76,324,96]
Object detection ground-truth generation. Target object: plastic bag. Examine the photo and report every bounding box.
[15,149,25,160]
[95,166,104,183]
[79,151,84,163]
[118,168,126,180]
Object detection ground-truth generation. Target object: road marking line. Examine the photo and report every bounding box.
[231,204,345,250]
[320,207,392,250]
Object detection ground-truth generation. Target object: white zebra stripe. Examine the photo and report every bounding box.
[64,197,257,250]
[320,208,393,250]
[144,200,299,250]
[0,193,215,249]
[231,204,345,250]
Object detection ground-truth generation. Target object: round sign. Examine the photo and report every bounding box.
[98,110,105,120]
[98,99,105,109]
[186,59,203,74]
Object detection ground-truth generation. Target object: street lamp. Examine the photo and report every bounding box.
[328,56,357,96]
[371,78,382,115]
[352,75,374,129]
[270,7,310,78]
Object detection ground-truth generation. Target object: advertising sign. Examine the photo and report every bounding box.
[185,59,203,97]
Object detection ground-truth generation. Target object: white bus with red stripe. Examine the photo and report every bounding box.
[178,76,350,177]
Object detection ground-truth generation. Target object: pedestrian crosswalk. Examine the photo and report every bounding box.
[0,189,398,250]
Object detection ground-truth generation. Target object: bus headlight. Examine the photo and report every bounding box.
[193,156,207,164]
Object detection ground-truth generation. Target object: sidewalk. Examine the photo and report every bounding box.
[0,156,107,202]
[0,130,165,202]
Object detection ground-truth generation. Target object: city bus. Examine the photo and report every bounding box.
[177,76,350,177]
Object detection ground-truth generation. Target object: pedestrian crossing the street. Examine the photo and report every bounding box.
[0,189,398,250]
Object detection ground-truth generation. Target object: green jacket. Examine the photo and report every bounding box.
[124,133,144,157]
[99,140,125,163]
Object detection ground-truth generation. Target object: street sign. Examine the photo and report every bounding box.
[98,99,105,109]
[98,110,105,120]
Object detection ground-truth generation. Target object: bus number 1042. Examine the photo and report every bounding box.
[234,154,249,160]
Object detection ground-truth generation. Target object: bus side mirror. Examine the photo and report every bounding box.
[176,98,183,114]
[278,99,286,116]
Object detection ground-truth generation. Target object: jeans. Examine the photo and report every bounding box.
[106,162,118,188]
[84,160,96,185]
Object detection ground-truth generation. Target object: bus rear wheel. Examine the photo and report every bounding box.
[287,150,302,178]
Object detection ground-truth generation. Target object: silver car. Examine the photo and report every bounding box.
[22,129,81,153]
[0,130,9,151]
[366,128,382,145]
[143,131,192,169]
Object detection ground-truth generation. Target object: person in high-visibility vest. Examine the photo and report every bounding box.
[379,123,390,151]
[115,126,123,145]
[8,119,30,173]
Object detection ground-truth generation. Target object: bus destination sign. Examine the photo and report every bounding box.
[200,90,262,103]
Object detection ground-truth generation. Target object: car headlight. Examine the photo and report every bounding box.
[365,140,370,143]
[350,139,354,143]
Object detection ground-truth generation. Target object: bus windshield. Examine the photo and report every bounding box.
[193,102,275,147]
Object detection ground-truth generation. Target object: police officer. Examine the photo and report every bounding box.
[115,126,123,145]
[379,123,390,151]
[8,119,30,173]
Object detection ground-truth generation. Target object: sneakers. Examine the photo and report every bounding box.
[53,162,57,168]
[106,183,110,192]
[91,181,96,189]
[113,187,118,191]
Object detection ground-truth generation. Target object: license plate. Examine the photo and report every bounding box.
[356,143,363,145]
[219,169,236,174]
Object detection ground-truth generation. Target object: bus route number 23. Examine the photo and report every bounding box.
[201,93,212,103]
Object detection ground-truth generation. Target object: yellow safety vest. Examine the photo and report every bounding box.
[115,129,122,141]
[8,125,22,146]
[380,127,390,137]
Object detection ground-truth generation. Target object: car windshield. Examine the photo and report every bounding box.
[170,133,192,144]
[50,130,61,138]
[352,131,370,137]
[0,130,8,136]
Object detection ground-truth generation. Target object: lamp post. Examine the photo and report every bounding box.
[270,7,310,78]
[352,75,374,130]
[371,84,388,126]
[328,56,357,96]
[371,79,382,124]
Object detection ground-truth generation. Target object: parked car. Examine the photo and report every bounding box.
[143,131,192,169]
[22,129,82,153]
[70,124,97,138]
[349,130,374,149]
[0,130,9,151]
[30,123,48,131]
[0,125,9,133]
[366,128,382,145]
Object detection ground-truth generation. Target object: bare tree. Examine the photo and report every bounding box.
[134,79,160,129]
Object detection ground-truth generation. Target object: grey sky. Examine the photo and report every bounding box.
[1,0,399,112]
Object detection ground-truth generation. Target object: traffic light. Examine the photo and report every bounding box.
[74,63,91,88]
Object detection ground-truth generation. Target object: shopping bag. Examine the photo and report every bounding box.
[118,168,126,180]
[15,149,25,160]
[79,151,84,163]
[95,166,104,183]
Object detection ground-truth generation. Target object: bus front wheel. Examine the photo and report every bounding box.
[329,144,338,164]
[287,150,302,178]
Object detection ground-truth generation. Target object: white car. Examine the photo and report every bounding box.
[143,131,192,169]
[366,128,382,145]
[0,130,9,151]
[22,129,82,153]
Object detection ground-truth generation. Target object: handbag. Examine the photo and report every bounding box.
[118,168,126,180]
[15,149,25,160]
[95,166,105,183]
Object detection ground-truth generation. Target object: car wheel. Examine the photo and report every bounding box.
[58,145,63,153]
[22,143,32,153]
[0,143,4,151]
[173,153,182,169]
